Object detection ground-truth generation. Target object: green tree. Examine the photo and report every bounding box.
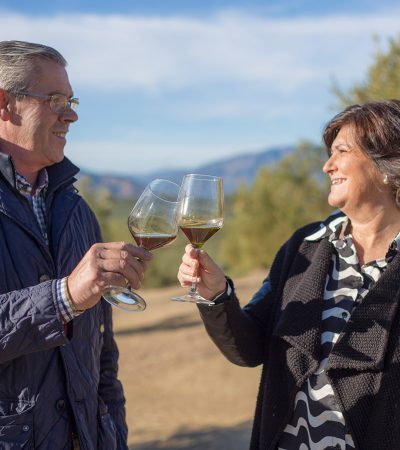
[219,142,332,275]
[332,36,400,107]
[77,177,113,241]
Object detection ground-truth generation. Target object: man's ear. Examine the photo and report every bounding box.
[0,89,12,121]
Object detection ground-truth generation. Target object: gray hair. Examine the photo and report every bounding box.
[0,40,67,93]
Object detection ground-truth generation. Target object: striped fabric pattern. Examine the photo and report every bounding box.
[278,214,400,450]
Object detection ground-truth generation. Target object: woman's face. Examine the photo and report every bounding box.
[323,124,389,215]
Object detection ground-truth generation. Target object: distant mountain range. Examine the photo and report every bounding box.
[78,146,294,198]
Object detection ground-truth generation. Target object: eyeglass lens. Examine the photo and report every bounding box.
[50,95,78,112]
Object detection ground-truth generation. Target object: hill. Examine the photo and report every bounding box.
[78,146,293,198]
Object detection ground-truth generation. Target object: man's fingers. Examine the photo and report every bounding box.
[68,242,152,310]
[99,258,145,289]
[95,242,153,262]
[100,272,127,288]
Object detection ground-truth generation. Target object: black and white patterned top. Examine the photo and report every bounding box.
[278,213,400,450]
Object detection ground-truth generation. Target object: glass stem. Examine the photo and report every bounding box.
[190,281,198,295]
[190,248,200,295]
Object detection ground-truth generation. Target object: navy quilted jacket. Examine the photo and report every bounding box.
[0,153,128,449]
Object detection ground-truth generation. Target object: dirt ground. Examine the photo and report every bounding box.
[112,271,265,450]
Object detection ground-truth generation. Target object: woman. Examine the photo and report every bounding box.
[177,100,400,450]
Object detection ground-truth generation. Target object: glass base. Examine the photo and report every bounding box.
[171,291,215,305]
[103,285,146,312]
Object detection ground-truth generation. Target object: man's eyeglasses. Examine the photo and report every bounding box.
[12,91,79,114]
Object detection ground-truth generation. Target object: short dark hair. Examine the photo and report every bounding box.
[323,100,400,206]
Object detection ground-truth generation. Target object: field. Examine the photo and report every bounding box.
[113,271,265,450]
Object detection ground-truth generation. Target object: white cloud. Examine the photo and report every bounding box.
[1,8,399,174]
[0,10,398,93]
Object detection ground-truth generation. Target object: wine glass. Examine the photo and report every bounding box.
[103,179,180,312]
[172,174,224,304]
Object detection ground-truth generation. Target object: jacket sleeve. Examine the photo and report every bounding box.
[198,277,276,367]
[197,241,289,368]
[0,280,68,364]
[98,299,128,450]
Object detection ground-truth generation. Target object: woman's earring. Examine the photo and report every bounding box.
[383,174,389,185]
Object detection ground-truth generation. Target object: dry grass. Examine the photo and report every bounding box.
[113,271,265,450]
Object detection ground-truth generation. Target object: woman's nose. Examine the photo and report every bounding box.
[322,154,335,174]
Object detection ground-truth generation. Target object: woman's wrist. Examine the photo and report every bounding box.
[211,278,233,303]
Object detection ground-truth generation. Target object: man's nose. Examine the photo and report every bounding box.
[59,108,78,123]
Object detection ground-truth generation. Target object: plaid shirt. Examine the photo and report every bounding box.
[15,170,80,323]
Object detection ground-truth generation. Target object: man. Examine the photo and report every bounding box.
[0,40,152,449]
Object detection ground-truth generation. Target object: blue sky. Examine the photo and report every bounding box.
[0,0,399,175]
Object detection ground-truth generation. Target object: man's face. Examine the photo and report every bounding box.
[10,59,78,170]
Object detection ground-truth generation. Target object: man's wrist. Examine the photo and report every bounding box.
[56,277,84,323]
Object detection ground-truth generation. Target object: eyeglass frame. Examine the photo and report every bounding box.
[11,91,79,113]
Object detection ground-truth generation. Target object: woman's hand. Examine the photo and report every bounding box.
[177,244,227,300]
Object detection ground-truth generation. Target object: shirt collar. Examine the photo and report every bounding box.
[305,211,400,260]
[387,231,400,260]
[15,168,49,196]
[305,210,347,242]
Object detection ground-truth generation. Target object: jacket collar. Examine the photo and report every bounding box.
[0,152,80,195]
[0,153,81,248]
[0,152,16,187]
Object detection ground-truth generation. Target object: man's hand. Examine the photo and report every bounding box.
[177,244,226,300]
[67,242,153,310]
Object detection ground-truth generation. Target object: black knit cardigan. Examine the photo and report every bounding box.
[198,221,400,450]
